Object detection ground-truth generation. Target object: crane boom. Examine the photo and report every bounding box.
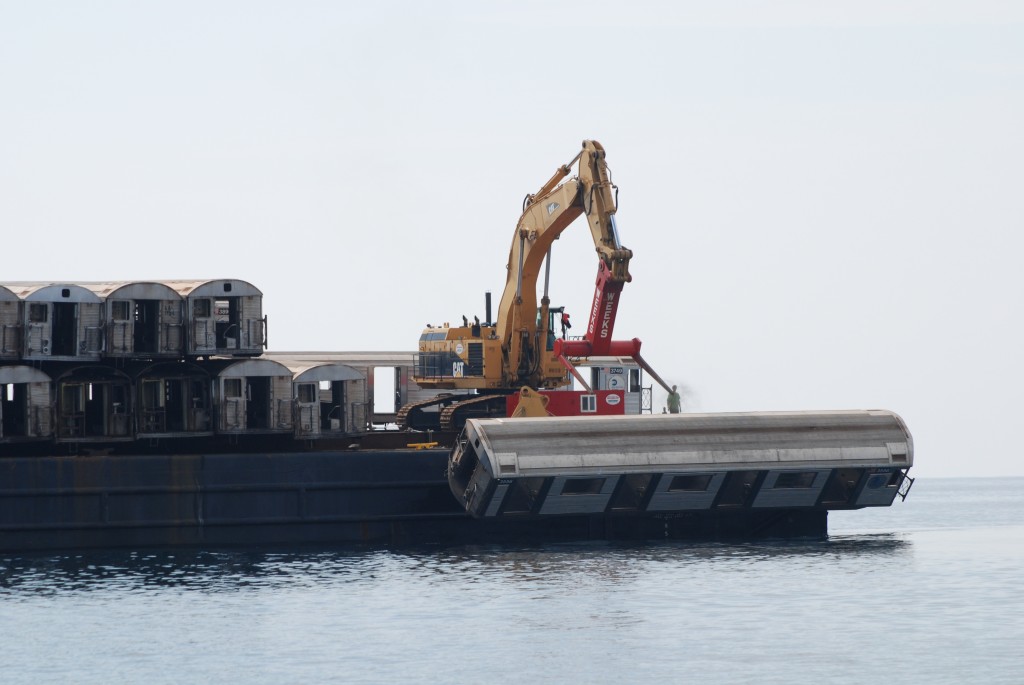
[496,140,632,385]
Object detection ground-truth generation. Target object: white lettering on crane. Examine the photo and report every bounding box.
[599,293,616,339]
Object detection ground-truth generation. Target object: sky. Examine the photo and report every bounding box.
[1,1,1021,478]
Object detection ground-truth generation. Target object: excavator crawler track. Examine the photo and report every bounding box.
[397,395,466,431]
[438,395,509,431]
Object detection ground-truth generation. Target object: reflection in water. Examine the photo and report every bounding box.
[3,479,1017,685]
[0,534,911,597]
[1,549,373,596]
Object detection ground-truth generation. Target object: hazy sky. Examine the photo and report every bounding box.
[2,2,1021,478]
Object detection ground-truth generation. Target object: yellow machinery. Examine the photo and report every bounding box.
[400,140,661,430]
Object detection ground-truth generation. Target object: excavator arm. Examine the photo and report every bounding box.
[497,139,671,394]
[578,140,632,284]
[495,140,634,386]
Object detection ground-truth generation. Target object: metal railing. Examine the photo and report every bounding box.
[141,409,167,433]
[641,386,653,413]
[897,472,915,501]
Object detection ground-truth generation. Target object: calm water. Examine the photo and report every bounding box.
[2,477,1022,684]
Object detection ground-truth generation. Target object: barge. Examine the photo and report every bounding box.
[0,278,913,552]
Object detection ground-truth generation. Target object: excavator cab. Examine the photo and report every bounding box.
[541,306,568,351]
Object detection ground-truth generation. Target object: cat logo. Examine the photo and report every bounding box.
[546,202,560,216]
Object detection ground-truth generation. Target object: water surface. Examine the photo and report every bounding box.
[2,477,1021,684]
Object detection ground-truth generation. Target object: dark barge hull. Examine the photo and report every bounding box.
[0,449,827,552]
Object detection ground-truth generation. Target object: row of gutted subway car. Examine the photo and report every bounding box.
[0,279,265,361]
[0,278,577,551]
[0,280,386,453]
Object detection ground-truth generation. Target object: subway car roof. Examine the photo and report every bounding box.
[78,281,184,302]
[160,279,263,298]
[0,283,102,303]
[216,358,292,378]
[272,360,365,383]
[264,351,417,367]
[0,365,52,384]
[0,279,261,301]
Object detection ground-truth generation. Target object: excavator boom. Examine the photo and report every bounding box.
[496,140,635,387]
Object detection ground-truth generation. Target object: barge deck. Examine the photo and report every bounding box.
[0,278,913,552]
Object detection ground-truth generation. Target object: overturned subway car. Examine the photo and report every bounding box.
[448,410,913,519]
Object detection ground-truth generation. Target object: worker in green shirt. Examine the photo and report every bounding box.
[667,385,681,414]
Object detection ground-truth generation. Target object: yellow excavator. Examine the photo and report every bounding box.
[399,140,670,430]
